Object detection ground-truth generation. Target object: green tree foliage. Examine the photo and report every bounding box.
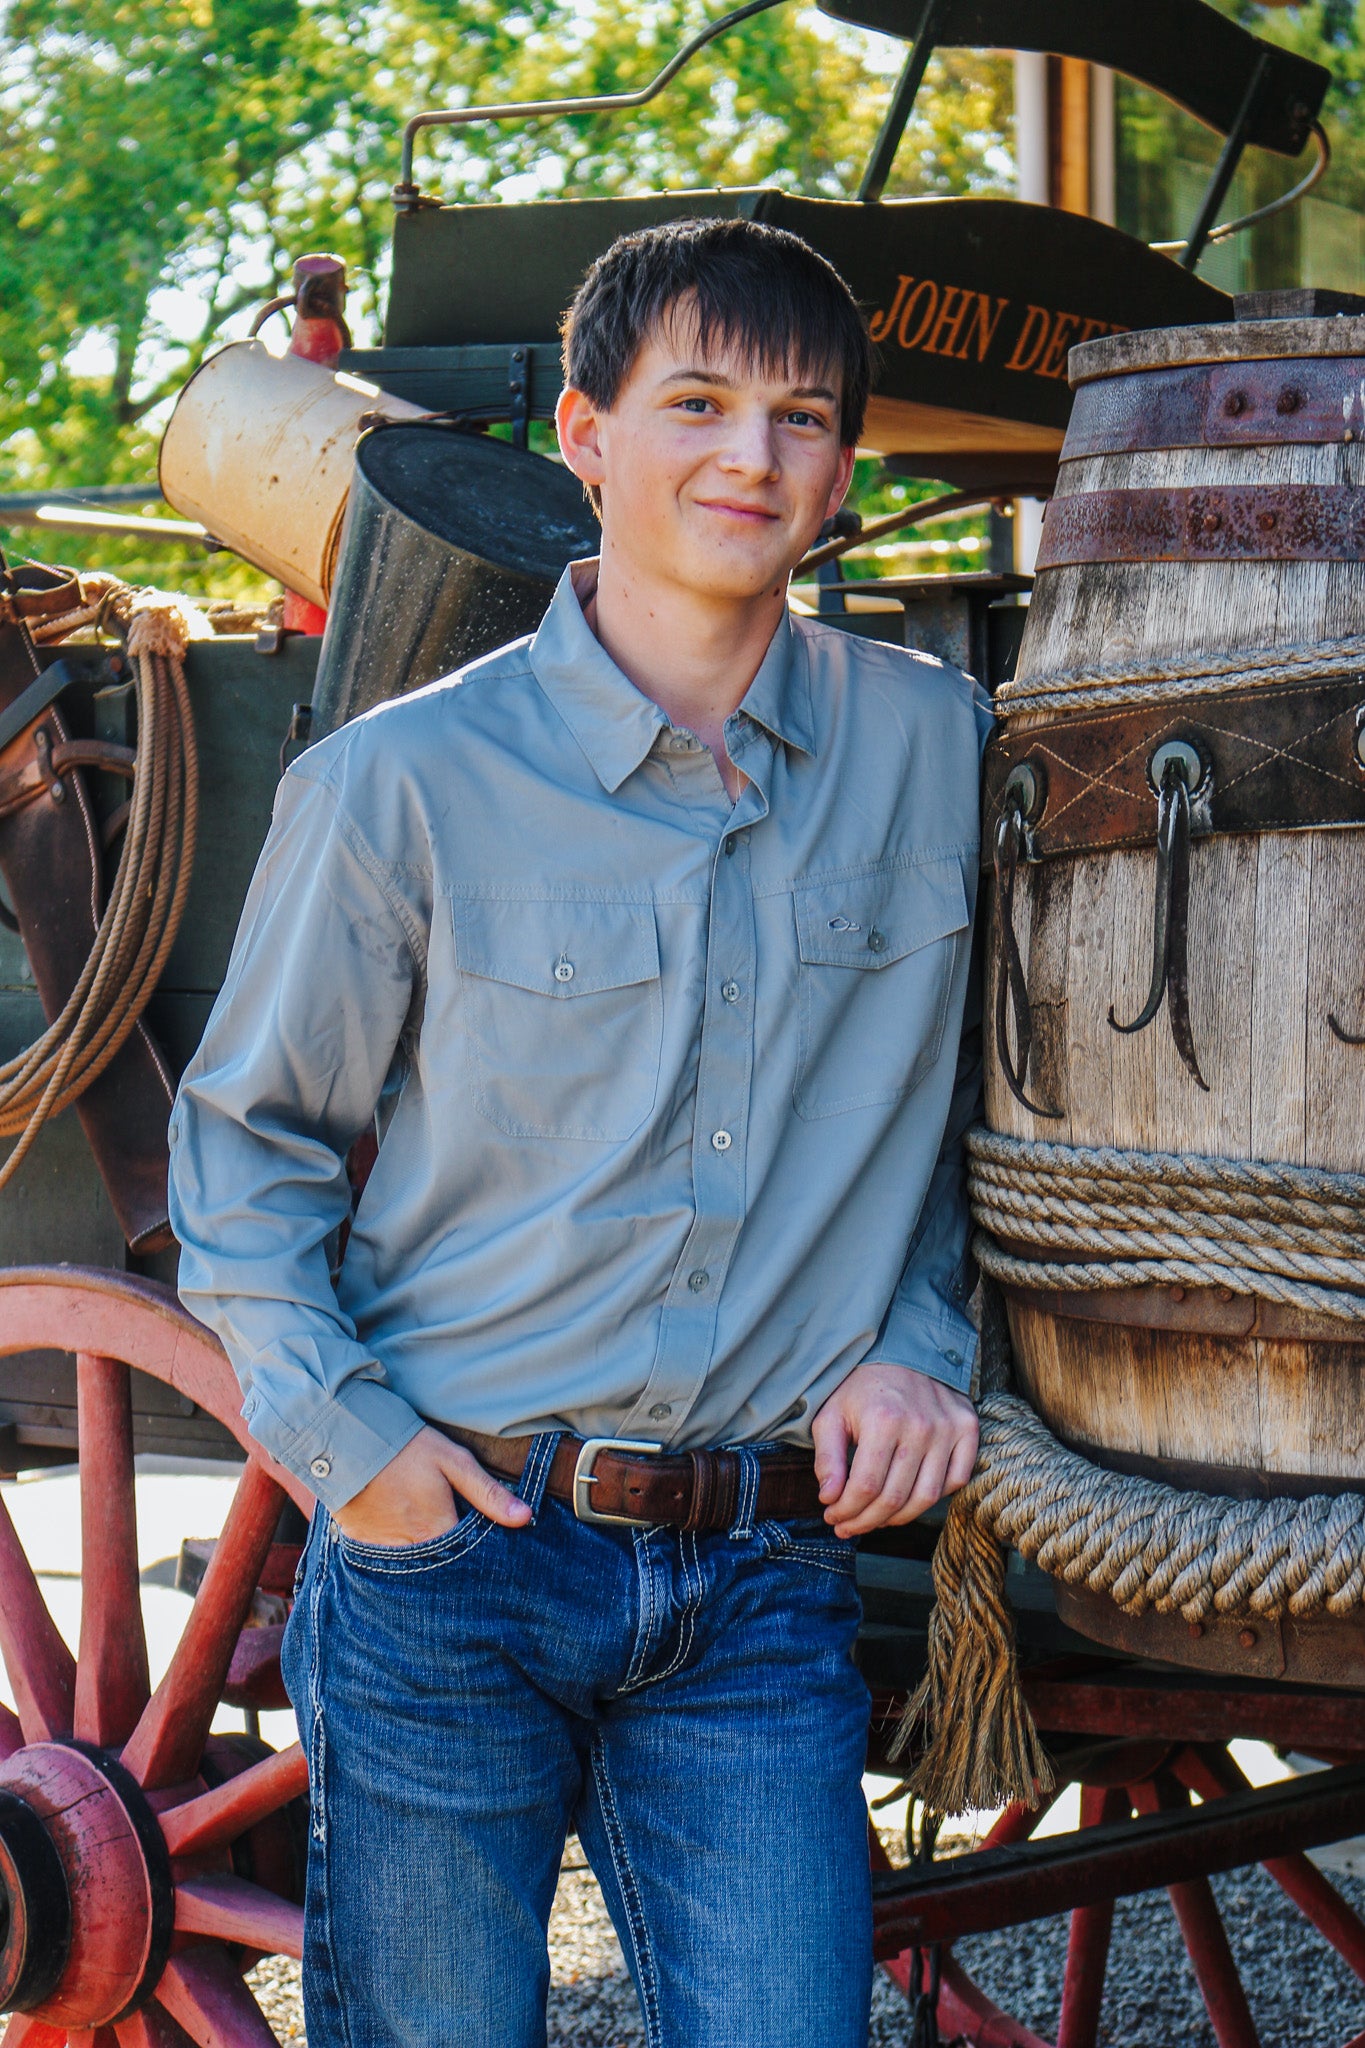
[0,0,1010,591]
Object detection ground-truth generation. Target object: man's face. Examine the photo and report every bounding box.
[557,309,856,603]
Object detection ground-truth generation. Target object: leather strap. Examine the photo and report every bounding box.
[982,675,1365,866]
[0,561,176,1251]
[434,1422,823,1531]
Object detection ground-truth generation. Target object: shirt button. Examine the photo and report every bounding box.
[721,980,740,1003]
[649,1403,673,1421]
[867,928,887,954]
[688,1269,710,1292]
[711,1130,732,1153]
[309,1456,332,1480]
[553,959,575,982]
[943,1349,962,1367]
[724,836,736,856]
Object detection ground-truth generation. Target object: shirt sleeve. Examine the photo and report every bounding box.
[869,925,983,1395]
[869,672,993,1397]
[168,764,428,1509]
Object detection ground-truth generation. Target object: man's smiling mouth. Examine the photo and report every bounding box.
[696,500,782,523]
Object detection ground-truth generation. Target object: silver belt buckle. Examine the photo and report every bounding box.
[572,1437,663,1526]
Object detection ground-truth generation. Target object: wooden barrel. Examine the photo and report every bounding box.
[983,314,1365,1681]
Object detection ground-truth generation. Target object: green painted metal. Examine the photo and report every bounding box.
[0,635,319,1469]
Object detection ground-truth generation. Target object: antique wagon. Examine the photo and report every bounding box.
[1,1,1364,2042]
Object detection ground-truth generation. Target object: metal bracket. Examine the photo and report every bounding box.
[394,0,787,208]
[856,0,941,204]
[508,348,530,452]
[1180,52,1268,271]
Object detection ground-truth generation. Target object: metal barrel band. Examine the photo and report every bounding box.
[1063,353,1365,460]
[1037,484,1365,571]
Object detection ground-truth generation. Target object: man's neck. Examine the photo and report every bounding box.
[577,545,786,780]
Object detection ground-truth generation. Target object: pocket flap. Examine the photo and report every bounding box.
[453,897,660,997]
[794,858,968,970]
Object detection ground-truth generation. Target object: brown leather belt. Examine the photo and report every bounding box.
[433,1423,823,1532]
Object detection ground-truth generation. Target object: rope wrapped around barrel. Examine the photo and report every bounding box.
[896,1128,1365,1819]
[969,1127,1365,1323]
[993,630,1365,720]
[0,588,199,1190]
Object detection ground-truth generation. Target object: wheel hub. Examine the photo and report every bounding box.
[0,1740,173,2027]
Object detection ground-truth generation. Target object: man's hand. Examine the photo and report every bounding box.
[811,1363,978,1539]
[331,1426,533,1547]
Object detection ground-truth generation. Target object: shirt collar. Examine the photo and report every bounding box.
[529,561,816,794]
[733,603,815,759]
[529,563,668,795]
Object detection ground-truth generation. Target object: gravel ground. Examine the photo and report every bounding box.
[244,1831,1365,2045]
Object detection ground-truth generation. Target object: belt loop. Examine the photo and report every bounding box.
[518,1431,561,1521]
[728,1446,762,1540]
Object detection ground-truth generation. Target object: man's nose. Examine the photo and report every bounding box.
[718,412,780,478]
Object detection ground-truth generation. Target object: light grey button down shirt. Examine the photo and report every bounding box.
[169,565,989,1511]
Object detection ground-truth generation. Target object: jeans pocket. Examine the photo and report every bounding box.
[755,1515,859,1576]
[332,1508,494,1575]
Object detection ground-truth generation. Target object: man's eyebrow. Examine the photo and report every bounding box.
[658,368,839,403]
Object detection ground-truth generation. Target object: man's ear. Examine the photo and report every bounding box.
[824,442,858,522]
[556,386,607,495]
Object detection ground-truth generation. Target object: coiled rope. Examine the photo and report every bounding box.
[0,589,199,1190]
[899,1126,1365,1814]
[968,1128,1365,1324]
[994,631,1365,720]
[896,1392,1365,1819]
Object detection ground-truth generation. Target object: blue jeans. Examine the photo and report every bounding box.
[281,1433,873,2048]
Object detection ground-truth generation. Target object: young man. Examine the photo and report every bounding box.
[169,217,985,2048]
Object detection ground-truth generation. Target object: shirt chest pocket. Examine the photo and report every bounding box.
[792,858,969,1120]
[452,897,664,1141]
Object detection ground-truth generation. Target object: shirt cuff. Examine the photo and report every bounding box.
[241,1375,426,1511]
[868,1299,978,1395]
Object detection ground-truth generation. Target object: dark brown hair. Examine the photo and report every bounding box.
[560,216,874,460]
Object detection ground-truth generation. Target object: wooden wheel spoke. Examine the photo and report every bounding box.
[174,1870,305,1958]
[1261,1850,1365,1982]
[115,2008,198,2048]
[1057,1785,1129,2048]
[121,1459,284,1790]
[981,1787,1063,1852]
[161,1740,307,1859]
[0,1698,26,1760]
[157,1942,289,2047]
[74,1352,151,1747]
[1177,1743,1365,1983]
[1133,1777,1262,2048]
[2,2022,68,2048]
[0,1482,76,1743]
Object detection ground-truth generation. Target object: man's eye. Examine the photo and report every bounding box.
[786,410,823,428]
[678,397,712,413]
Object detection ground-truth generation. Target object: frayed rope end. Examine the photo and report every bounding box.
[887,1485,1055,1820]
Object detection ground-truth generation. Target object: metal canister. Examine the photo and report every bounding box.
[309,422,599,736]
[158,340,424,608]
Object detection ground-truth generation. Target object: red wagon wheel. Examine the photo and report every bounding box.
[0,1266,312,2047]
[876,1734,1365,2048]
